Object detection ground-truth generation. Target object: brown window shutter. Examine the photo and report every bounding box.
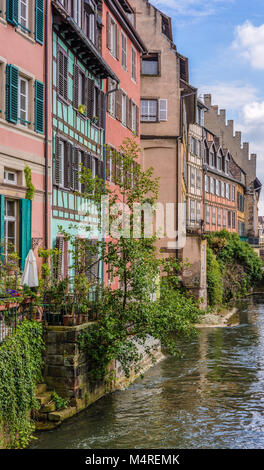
[107,12,111,50]
[63,54,68,100]
[73,64,79,109]
[126,96,130,129]
[87,78,95,120]
[116,89,122,121]
[106,80,111,113]
[55,135,60,185]
[99,90,105,128]
[116,25,120,60]
[73,147,79,190]
[64,142,72,189]
[136,106,139,136]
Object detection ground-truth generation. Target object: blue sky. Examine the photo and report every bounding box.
[152,0,264,214]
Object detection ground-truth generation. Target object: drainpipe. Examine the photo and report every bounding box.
[102,81,119,283]
[44,0,49,249]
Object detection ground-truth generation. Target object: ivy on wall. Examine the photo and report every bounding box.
[0,321,44,448]
[24,165,36,201]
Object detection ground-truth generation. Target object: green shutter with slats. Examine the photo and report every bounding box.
[0,195,5,261]
[6,64,19,124]
[34,80,44,133]
[35,0,44,45]
[6,0,18,25]
[19,199,32,270]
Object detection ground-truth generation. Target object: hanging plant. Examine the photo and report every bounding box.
[24,165,36,201]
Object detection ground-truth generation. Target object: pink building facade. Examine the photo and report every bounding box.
[0,1,50,269]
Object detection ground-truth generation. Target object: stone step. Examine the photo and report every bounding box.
[36,391,53,406]
[35,383,47,395]
[48,406,77,423]
[41,401,56,413]
[35,421,62,432]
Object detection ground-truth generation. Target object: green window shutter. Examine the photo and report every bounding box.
[35,0,44,45]
[5,64,19,124]
[19,199,32,270]
[34,80,44,133]
[6,0,18,26]
[0,195,5,260]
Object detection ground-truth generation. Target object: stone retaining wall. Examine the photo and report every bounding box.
[44,323,163,414]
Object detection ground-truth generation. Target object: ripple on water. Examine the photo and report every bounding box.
[31,298,264,449]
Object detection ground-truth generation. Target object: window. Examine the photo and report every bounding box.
[223,210,227,227]
[74,0,82,27]
[206,205,210,224]
[225,157,229,175]
[239,221,245,237]
[108,79,116,117]
[18,0,28,32]
[190,199,195,222]
[18,76,28,126]
[141,53,159,76]
[209,152,214,167]
[86,0,96,44]
[228,211,231,228]
[217,155,222,171]
[196,202,201,223]
[122,92,127,126]
[232,212,236,229]
[232,185,236,202]
[141,99,158,122]
[107,14,118,59]
[221,181,225,198]
[121,32,127,70]
[226,184,230,200]
[216,179,220,196]
[131,101,137,133]
[131,46,136,82]
[196,170,202,190]
[205,175,209,193]
[190,137,196,155]
[73,65,86,111]
[212,207,216,225]
[210,177,215,194]
[190,167,195,193]
[4,170,17,185]
[217,208,221,227]
[4,199,17,255]
[196,106,204,126]
[57,46,68,101]
[197,141,202,158]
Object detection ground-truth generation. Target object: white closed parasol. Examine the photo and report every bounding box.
[21,249,39,287]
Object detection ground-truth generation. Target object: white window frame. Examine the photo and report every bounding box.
[121,92,127,126]
[140,99,158,122]
[4,199,17,256]
[121,32,127,70]
[4,170,17,185]
[131,46,137,82]
[196,201,201,223]
[18,0,29,32]
[205,175,209,193]
[131,100,137,132]
[18,76,29,127]
[89,12,95,43]
[110,17,117,57]
[74,0,82,28]
[109,80,116,117]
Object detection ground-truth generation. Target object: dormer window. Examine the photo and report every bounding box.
[225,157,229,174]
[209,151,214,167]
[217,155,222,171]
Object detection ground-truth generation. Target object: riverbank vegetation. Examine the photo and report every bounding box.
[0,320,44,448]
[206,230,263,306]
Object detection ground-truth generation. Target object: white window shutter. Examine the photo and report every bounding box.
[159,99,167,121]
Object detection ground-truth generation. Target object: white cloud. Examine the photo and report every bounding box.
[232,21,264,70]
[243,101,264,123]
[151,0,233,17]
[198,82,259,111]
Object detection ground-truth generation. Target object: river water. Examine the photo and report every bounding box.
[32,296,264,449]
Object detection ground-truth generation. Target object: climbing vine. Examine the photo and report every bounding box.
[0,320,44,448]
[24,165,36,201]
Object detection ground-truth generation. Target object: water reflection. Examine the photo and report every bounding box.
[31,296,264,449]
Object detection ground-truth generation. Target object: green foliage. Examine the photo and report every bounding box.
[51,391,69,411]
[206,246,223,306]
[207,230,263,304]
[77,137,200,381]
[24,165,36,201]
[0,320,44,448]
